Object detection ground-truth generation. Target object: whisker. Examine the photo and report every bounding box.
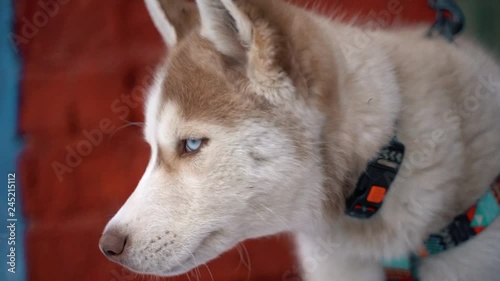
[234,198,271,225]
[170,248,191,274]
[240,243,252,281]
[107,122,145,145]
[196,267,201,281]
[202,263,215,281]
[180,243,201,281]
[234,244,245,272]
[259,203,292,231]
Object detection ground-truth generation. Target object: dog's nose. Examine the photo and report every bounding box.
[99,229,128,258]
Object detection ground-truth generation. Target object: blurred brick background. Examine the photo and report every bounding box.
[15,0,433,280]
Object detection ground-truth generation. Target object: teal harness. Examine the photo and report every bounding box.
[382,186,500,281]
[344,1,490,279]
[345,136,500,281]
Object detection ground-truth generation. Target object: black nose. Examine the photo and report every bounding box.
[99,228,128,258]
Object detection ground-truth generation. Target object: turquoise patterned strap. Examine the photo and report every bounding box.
[382,179,500,281]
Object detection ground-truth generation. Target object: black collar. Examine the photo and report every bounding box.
[345,137,405,219]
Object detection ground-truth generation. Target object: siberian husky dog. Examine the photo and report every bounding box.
[99,0,500,280]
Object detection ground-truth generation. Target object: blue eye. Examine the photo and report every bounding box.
[185,139,204,153]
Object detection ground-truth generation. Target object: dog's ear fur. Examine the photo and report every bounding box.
[197,0,291,94]
[197,0,253,60]
[144,0,199,47]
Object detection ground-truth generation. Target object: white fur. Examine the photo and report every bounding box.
[144,0,178,46]
[102,0,500,280]
[197,0,253,59]
[144,66,166,143]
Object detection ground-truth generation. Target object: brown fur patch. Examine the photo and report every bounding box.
[162,33,270,126]
[156,0,344,216]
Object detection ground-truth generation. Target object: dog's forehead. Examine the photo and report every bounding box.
[163,48,235,122]
[158,43,266,129]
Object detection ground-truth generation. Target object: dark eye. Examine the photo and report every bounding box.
[184,139,204,153]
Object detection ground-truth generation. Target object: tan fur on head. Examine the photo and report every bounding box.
[100,0,500,280]
[163,35,264,125]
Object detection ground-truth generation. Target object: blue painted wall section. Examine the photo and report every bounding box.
[0,0,26,280]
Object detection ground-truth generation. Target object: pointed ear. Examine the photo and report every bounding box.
[144,0,199,47]
[196,0,253,60]
[197,0,290,89]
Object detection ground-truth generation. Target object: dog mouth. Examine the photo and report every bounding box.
[161,230,224,275]
[121,229,224,277]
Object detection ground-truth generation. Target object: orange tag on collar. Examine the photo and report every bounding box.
[367,186,387,204]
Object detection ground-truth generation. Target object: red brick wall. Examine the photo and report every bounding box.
[16,1,433,280]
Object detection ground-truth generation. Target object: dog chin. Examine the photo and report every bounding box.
[154,249,225,277]
[156,262,199,277]
[152,235,235,277]
[121,255,203,277]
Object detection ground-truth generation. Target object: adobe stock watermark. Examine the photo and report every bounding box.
[51,66,157,182]
[279,77,499,281]
[9,0,71,52]
[339,0,404,61]
[396,74,500,181]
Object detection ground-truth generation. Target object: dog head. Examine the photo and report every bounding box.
[100,0,331,276]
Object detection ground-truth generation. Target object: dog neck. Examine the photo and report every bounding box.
[301,19,404,222]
